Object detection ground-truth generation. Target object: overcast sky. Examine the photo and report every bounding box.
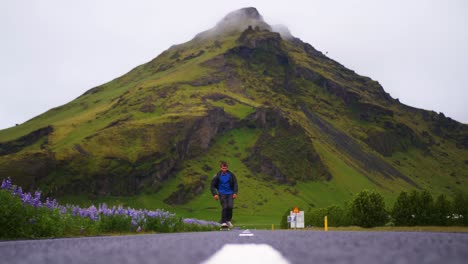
[1,0,467,130]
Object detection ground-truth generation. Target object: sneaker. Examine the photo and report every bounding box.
[221,223,228,228]
[227,221,234,228]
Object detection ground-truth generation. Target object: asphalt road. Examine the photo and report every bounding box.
[1,230,467,264]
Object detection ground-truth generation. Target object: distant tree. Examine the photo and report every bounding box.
[392,191,413,226]
[305,207,327,227]
[434,194,451,226]
[452,192,468,226]
[326,205,351,227]
[407,189,435,225]
[350,190,387,227]
[407,190,420,226]
[417,190,435,225]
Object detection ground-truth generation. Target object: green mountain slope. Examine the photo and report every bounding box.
[1,7,467,224]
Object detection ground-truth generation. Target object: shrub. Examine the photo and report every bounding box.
[0,189,30,239]
[326,204,352,226]
[451,192,468,226]
[98,214,132,233]
[0,190,65,239]
[305,208,327,227]
[415,190,435,225]
[392,191,413,226]
[350,190,387,227]
[434,194,451,226]
[144,211,182,233]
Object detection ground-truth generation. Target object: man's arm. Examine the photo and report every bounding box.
[231,172,238,194]
[210,173,219,196]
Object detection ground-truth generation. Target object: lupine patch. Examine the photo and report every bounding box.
[1,177,219,239]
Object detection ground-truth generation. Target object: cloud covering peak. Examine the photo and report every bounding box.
[195,7,293,40]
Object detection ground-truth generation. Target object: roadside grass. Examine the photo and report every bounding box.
[300,226,468,233]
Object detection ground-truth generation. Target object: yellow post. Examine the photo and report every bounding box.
[272,224,274,231]
[324,216,328,231]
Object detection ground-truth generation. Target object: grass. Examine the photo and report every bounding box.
[301,226,468,233]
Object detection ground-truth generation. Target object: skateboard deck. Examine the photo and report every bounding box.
[220,226,231,231]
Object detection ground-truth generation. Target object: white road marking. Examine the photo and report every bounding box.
[201,244,290,264]
[239,229,254,237]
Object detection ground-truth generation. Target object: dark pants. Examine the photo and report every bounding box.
[219,194,234,223]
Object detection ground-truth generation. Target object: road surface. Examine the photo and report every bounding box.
[1,230,467,264]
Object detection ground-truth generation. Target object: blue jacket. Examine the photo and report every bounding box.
[210,170,238,196]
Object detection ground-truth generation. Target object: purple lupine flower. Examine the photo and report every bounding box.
[183,218,196,225]
[16,187,23,197]
[22,192,32,204]
[71,206,80,217]
[147,211,159,218]
[2,177,220,232]
[45,198,58,209]
[1,177,12,189]
[183,218,219,227]
[79,207,89,218]
[11,185,18,195]
[34,190,41,200]
[59,206,67,214]
[130,209,146,227]
[32,191,42,207]
[87,205,98,221]
[116,205,126,215]
[99,203,110,215]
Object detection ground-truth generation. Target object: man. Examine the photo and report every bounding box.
[210,161,238,228]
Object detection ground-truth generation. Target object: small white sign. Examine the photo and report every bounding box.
[289,211,305,228]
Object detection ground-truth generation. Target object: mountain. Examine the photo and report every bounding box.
[1,7,467,223]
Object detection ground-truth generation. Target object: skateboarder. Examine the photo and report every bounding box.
[210,161,238,228]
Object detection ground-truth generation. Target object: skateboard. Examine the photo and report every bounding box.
[220,225,231,231]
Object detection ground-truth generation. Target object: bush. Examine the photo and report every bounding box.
[61,213,99,236]
[145,215,183,233]
[26,207,64,238]
[414,190,434,225]
[451,192,468,226]
[392,191,413,226]
[0,189,30,239]
[326,204,352,226]
[305,207,327,227]
[303,204,352,228]
[434,194,451,226]
[0,190,65,239]
[98,215,133,233]
[350,190,387,227]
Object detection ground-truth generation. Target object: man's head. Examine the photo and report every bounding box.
[220,161,228,173]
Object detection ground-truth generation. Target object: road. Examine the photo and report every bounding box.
[1,230,467,264]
